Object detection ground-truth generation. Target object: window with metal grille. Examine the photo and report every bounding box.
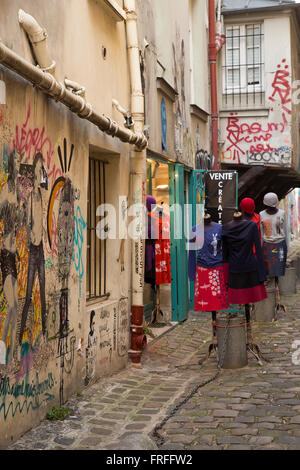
[86,157,108,301]
[222,23,264,108]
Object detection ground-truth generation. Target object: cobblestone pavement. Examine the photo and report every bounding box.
[7,288,300,451]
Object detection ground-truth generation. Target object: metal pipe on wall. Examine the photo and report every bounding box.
[18,9,56,74]
[124,0,148,366]
[209,0,220,170]
[0,40,147,149]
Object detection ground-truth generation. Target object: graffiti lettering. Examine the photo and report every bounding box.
[0,372,55,420]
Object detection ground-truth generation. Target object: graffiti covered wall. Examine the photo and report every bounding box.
[0,76,129,448]
[220,16,295,168]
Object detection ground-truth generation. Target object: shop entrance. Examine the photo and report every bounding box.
[144,156,189,324]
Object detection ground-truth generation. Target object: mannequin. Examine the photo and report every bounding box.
[240,197,262,244]
[260,192,288,319]
[222,209,268,363]
[145,196,171,326]
[188,210,228,360]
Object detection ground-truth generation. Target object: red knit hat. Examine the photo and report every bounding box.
[240,197,255,215]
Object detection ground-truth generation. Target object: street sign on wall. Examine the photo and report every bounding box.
[204,171,238,225]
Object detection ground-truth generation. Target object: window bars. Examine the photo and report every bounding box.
[86,157,107,301]
[222,23,264,108]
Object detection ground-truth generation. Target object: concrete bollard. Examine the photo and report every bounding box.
[254,279,276,322]
[295,259,300,280]
[279,267,297,295]
[216,314,248,369]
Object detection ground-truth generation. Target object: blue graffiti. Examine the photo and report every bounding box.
[0,372,55,421]
[72,206,87,291]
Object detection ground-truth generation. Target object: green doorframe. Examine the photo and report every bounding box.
[169,163,189,322]
[188,170,206,310]
[145,152,190,323]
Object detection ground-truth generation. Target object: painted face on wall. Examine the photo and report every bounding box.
[57,179,75,281]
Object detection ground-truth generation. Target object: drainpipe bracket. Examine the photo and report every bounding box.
[36,60,56,74]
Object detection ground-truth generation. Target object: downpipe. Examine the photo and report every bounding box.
[124,0,148,366]
[18,9,56,74]
[209,0,219,170]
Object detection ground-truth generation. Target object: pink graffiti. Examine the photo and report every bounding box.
[45,211,58,257]
[13,104,62,187]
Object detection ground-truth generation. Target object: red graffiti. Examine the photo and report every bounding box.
[13,104,62,187]
[222,111,289,162]
[45,210,58,257]
[269,59,291,115]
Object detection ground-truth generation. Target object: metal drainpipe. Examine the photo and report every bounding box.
[124,0,148,366]
[18,9,56,74]
[209,0,220,170]
[0,40,147,149]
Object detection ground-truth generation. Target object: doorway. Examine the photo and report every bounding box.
[144,156,190,324]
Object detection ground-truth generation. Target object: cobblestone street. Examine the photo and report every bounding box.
[7,287,300,451]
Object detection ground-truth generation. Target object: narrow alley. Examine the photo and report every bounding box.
[7,288,300,451]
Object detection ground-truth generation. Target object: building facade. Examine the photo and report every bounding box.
[0,0,212,447]
[0,0,141,447]
[136,0,211,323]
[218,0,300,208]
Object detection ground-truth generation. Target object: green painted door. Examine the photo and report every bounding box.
[169,163,189,322]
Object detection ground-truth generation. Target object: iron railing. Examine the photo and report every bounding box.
[86,157,107,301]
[222,24,264,108]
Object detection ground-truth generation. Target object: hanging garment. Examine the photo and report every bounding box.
[194,265,228,312]
[222,220,267,304]
[260,209,287,245]
[263,240,287,277]
[145,213,156,286]
[260,209,288,277]
[154,210,171,285]
[189,222,228,312]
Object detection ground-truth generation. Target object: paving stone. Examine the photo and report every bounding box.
[227,445,253,450]
[79,438,102,446]
[53,437,75,446]
[256,423,275,430]
[136,409,160,415]
[216,437,246,445]
[258,417,282,423]
[213,410,239,418]
[249,436,274,445]
[125,424,148,430]
[193,416,214,423]
[222,423,247,429]
[231,392,252,399]
[168,435,196,444]
[131,415,153,422]
[90,427,113,436]
[290,416,300,424]
[235,416,255,423]
[231,428,259,436]
[102,413,127,420]
[277,436,300,445]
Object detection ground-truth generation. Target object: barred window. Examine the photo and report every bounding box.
[86,157,107,302]
[222,23,264,108]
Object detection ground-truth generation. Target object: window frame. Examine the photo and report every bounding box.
[86,156,109,303]
[222,22,264,96]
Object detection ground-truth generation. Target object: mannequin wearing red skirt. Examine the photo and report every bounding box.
[222,210,268,363]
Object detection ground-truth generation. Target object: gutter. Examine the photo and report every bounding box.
[0,41,148,150]
[222,4,299,16]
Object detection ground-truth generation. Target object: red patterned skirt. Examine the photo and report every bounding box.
[155,239,171,285]
[228,271,267,304]
[194,265,228,312]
